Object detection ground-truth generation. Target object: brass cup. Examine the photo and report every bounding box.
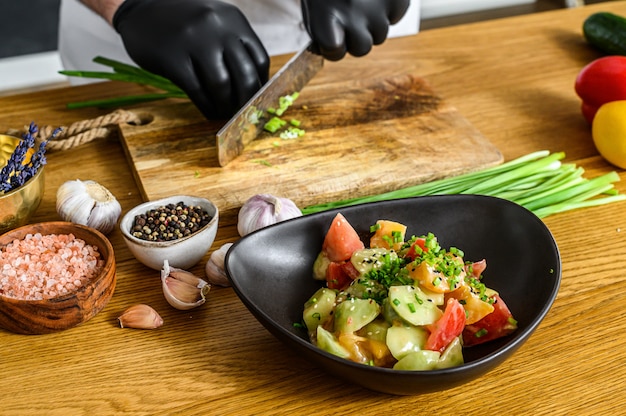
[0,134,45,234]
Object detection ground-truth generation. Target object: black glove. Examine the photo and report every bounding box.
[301,0,410,61]
[113,0,270,119]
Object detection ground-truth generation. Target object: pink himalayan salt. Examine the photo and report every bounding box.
[0,233,105,300]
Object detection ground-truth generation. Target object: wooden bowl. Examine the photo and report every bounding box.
[0,222,116,334]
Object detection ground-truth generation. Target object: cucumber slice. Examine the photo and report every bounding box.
[420,286,445,306]
[388,285,443,326]
[312,251,331,281]
[342,278,386,301]
[381,296,402,325]
[386,324,429,360]
[393,350,441,371]
[316,326,350,359]
[435,336,464,369]
[334,297,380,333]
[351,247,397,275]
[303,288,336,333]
[357,319,390,344]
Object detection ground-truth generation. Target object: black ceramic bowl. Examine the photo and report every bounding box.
[225,195,561,395]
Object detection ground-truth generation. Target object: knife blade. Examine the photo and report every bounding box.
[216,42,324,166]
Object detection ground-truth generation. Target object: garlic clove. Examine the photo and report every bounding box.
[56,179,122,235]
[88,200,121,235]
[205,243,233,287]
[164,277,204,303]
[161,260,210,310]
[237,194,302,237]
[118,304,163,329]
[168,269,206,287]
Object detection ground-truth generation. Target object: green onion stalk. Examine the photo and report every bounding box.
[59,56,187,109]
[301,151,626,218]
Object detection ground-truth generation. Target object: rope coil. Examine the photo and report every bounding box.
[6,109,142,152]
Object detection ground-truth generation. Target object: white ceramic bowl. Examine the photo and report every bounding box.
[120,195,219,270]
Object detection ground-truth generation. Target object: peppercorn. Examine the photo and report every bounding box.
[130,202,212,242]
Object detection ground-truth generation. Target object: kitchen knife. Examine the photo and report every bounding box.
[216,42,324,166]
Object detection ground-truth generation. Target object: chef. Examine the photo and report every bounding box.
[58,0,419,119]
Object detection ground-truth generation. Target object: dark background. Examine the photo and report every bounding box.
[0,1,61,59]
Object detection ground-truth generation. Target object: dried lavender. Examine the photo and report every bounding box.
[0,122,61,194]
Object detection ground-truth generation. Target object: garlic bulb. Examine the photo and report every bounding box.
[205,243,233,287]
[237,194,302,237]
[56,179,122,235]
[161,260,211,310]
[118,304,163,329]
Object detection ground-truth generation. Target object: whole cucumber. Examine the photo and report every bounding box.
[583,12,626,56]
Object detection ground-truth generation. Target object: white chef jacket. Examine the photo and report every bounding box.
[58,0,420,84]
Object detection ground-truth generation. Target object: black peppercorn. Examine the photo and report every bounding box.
[130,201,212,242]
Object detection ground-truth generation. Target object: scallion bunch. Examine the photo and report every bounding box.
[59,56,187,109]
[301,151,626,218]
[0,122,61,194]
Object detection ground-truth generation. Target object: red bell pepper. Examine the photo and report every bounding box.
[575,56,626,124]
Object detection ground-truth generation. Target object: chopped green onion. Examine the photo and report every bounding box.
[279,127,305,139]
[264,116,287,133]
[475,328,489,338]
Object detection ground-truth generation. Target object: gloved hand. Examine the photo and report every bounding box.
[113,0,270,119]
[301,0,410,61]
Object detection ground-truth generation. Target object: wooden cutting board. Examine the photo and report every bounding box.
[117,74,503,226]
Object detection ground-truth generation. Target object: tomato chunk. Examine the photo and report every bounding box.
[340,260,361,280]
[322,213,365,262]
[370,220,407,252]
[425,298,465,353]
[462,294,518,347]
[326,261,352,290]
[405,237,427,261]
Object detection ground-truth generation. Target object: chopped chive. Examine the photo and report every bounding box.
[264,116,287,133]
[475,328,489,338]
[414,294,423,304]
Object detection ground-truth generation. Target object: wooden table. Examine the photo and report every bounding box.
[1,2,625,414]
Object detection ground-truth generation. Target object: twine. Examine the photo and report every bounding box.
[6,109,143,152]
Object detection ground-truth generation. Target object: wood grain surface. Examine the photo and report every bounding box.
[118,74,502,225]
[0,2,625,415]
